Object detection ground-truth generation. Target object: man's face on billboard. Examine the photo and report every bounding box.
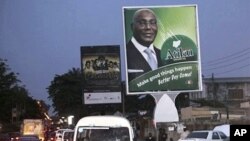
[132,9,158,47]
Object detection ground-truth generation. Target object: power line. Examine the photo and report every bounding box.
[203,47,250,65]
[203,50,250,67]
[203,55,250,71]
[202,47,250,77]
[204,63,250,78]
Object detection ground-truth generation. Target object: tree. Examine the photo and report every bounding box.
[0,59,20,92]
[0,58,44,125]
[47,68,85,120]
[0,58,21,122]
[47,68,157,121]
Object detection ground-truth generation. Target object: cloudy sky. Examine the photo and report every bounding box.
[1,0,250,112]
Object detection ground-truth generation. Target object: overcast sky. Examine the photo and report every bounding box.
[1,0,250,112]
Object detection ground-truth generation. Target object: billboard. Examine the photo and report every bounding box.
[80,45,121,104]
[123,5,202,94]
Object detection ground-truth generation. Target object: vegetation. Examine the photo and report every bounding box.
[47,68,156,121]
[1,58,156,129]
[47,68,86,120]
[0,58,46,132]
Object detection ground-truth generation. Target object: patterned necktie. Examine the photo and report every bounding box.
[144,48,157,70]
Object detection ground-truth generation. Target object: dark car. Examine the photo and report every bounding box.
[19,135,40,141]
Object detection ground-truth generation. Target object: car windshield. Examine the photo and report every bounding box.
[187,132,208,139]
[76,126,129,141]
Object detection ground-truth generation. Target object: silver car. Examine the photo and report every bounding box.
[178,130,229,141]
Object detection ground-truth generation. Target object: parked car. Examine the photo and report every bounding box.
[178,130,229,141]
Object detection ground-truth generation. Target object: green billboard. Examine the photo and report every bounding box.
[123,5,202,94]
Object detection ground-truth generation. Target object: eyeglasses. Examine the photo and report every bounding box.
[135,20,157,27]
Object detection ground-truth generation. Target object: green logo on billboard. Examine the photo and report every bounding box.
[161,35,198,65]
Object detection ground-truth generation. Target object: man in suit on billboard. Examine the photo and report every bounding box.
[126,8,162,82]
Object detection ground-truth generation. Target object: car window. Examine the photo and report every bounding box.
[218,131,227,139]
[186,132,208,139]
[212,132,220,139]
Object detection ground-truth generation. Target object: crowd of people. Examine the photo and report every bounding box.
[83,55,120,80]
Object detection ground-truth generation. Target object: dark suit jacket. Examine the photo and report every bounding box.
[126,40,162,81]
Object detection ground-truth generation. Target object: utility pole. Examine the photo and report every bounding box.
[121,81,125,115]
[225,94,229,122]
[212,73,216,107]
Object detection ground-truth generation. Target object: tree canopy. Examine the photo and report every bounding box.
[47,67,156,121]
[47,68,86,120]
[0,58,45,126]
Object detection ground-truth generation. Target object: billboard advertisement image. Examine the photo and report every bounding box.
[81,45,121,104]
[123,5,202,94]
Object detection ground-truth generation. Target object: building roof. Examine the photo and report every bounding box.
[203,77,250,83]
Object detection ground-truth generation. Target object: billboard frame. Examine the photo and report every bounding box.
[80,45,122,104]
[123,5,202,95]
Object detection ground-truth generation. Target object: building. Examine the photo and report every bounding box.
[181,77,250,123]
[190,77,250,102]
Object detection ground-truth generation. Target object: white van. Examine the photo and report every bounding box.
[73,116,134,141]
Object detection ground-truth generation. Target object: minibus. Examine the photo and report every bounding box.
[74,116,134,141]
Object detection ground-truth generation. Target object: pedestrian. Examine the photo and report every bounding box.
[159,128,168,141]
[146,132,155,141]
